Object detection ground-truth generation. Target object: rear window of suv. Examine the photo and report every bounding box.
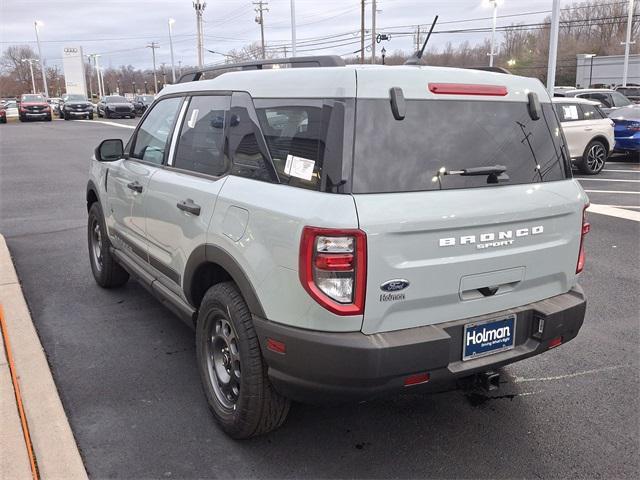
[351,99,568,193]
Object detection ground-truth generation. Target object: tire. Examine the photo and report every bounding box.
[578,140,607,175]
[64,113,70,120]
[19,115,25,122]
[196,282,290,439]
[88,114,94,120]
[46,115,52,121]
[104,110,110,119]
[98,109,103,118]
[87,202,129,288]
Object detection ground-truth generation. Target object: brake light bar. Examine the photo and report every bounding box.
[428,83,508,96]
[299,226,367,316]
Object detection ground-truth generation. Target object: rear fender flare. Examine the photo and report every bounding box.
[184,244,266,318]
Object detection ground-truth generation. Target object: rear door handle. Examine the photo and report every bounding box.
[177,199,201,216]
[127,181,143,193]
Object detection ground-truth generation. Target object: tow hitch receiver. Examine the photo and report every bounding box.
[478,371,500,392]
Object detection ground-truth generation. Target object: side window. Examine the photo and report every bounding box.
[555,103,581,122]
[611,91,632,107]
[580,93,612,108]
[580,104,604,120]
[228,91,277,183]
[130,96,183,165]
[173,95,230,176]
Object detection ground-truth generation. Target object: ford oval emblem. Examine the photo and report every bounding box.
[380,279,410,292]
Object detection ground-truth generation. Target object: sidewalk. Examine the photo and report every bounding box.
[0,234,87,480]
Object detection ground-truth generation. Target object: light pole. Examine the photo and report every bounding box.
[622,0,636,86]
[483,0,503,67]
[168,18,177,83]
[22,59,38,93]
[381,46,386,65]
[546,0,560,96]
[34,20,49,96]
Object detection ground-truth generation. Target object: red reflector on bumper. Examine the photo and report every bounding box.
[548,336,563,349]
[266,338,286,354]
[404,372,430,386]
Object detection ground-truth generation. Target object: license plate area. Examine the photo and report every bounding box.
[462,314,516,361]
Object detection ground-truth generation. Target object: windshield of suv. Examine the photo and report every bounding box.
[106,96,128,103]
[66,94,87,102]
[140,95,154,103]
[21,94,46,103]
[352,99,568,193]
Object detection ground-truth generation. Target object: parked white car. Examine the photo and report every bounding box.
[553,97,615,174]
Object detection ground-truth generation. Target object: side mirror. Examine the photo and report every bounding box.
[95,139,124,162]
[229,114,240,127]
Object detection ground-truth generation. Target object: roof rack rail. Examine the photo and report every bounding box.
[466,66,512,74]
[177,55,345,83]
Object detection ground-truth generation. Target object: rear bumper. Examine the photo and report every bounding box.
[254,287,586,404]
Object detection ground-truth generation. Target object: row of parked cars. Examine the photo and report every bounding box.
[0,93,155,123]
[551,87,640,173]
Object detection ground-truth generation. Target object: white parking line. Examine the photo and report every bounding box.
[607,161,640,165]
[513,364,631,383]
[585,190,639,195]
[602,169,640,173]
[588,204,640,222]
[577,178,640,183]
[76,120,135,129]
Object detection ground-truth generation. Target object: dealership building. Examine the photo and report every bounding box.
[575,53,640,88]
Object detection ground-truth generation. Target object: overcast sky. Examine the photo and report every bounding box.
[1,0,575,71]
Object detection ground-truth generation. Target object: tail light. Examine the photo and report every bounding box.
[428,83,508,96]
[576,204,590,273]
[299,226,366,316]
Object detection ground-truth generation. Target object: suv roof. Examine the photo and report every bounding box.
[161,64,549,101]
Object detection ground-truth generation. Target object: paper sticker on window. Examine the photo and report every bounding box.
[284,154,315,181]
[187,109,199,128]
[561,105,579,121]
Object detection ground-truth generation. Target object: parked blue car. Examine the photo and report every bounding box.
[609,105,640,155]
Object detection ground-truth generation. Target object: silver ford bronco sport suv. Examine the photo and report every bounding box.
[87,56,589,438]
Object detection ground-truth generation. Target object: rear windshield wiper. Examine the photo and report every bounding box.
[441,165,510,184]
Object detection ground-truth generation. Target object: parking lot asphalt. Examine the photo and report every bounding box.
[1,118,639,479]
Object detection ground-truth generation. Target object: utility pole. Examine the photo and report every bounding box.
[193,1,206,68]
[254,1,269,59]
[34,21,48,96]
[290,0,297,56]
[22,59,37,94]
[371,0,377,64]
[161,62,167,87]
[168,18,177,83]
[415,25,421,52]
[147,42,159,94]
[622,0,636,86]
[86,56,93,99]
[360,0,365,64]
[546,0,561,96]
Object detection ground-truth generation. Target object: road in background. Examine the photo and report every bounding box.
[0,120,638,478]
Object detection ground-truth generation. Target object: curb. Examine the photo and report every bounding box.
[0,233,88,480]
